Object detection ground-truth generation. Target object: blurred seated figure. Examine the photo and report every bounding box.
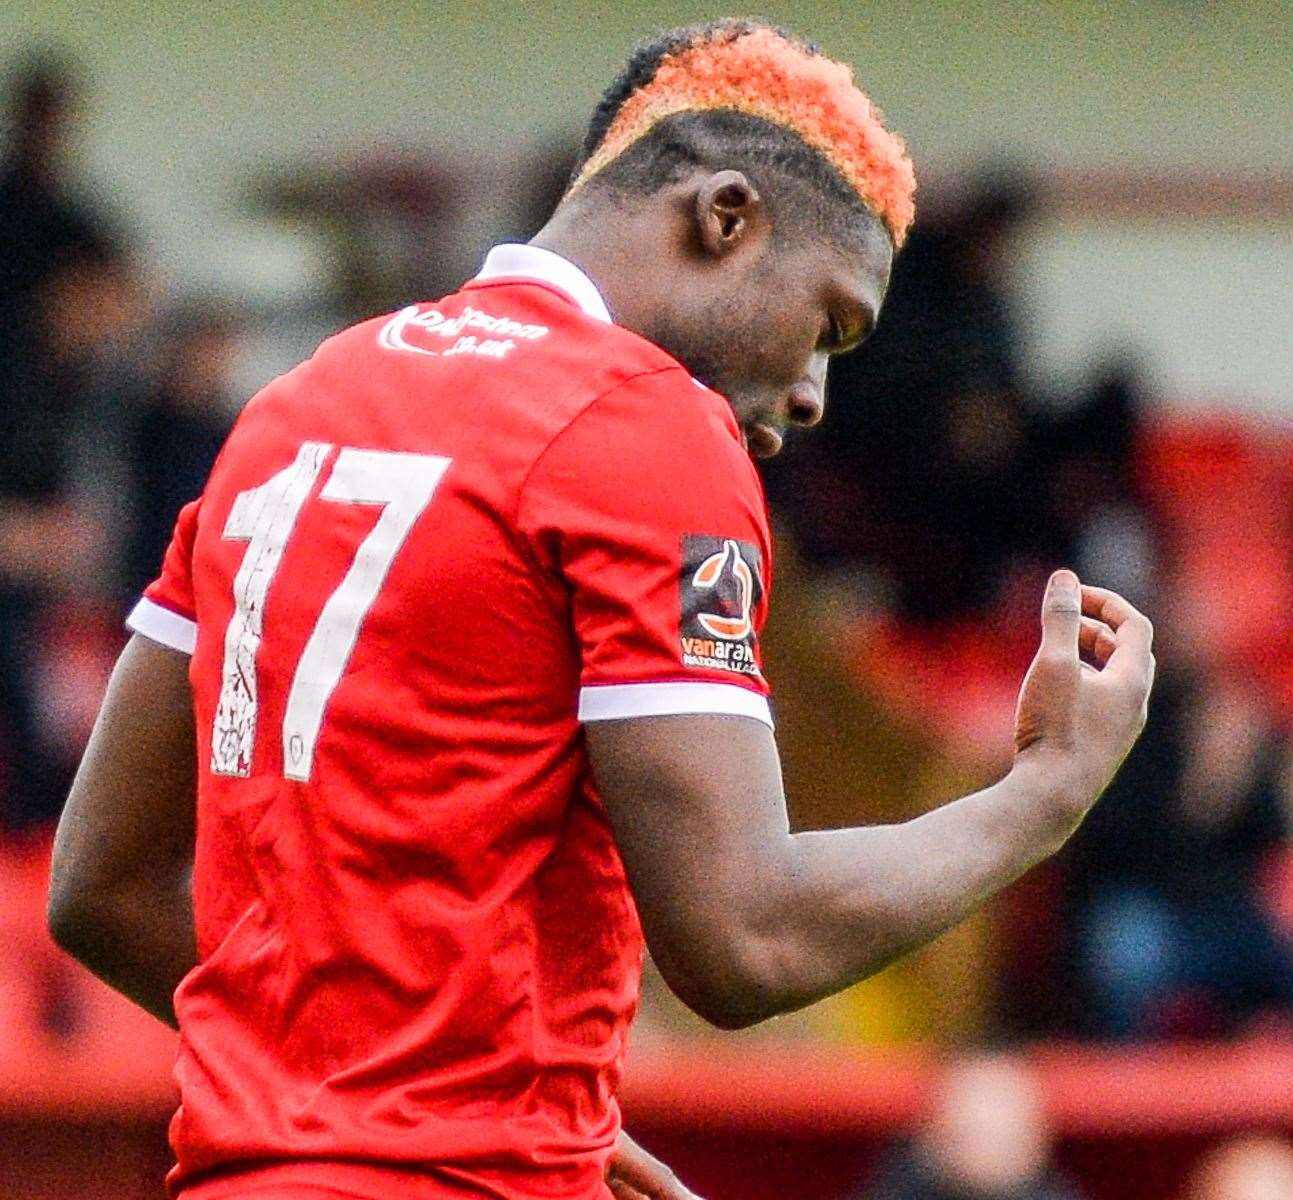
[1065,670,1293,1039]
[247,150,469,317]
[122,301,240,603]
[856,1056,1084,1200]
[1182,1136,1293,1200]
[498,131,580,244]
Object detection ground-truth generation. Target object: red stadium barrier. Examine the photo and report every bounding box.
[619,1037,1293,1138]
[5,1031,1289,1200]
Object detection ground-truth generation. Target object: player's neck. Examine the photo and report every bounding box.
[528,203,663,343]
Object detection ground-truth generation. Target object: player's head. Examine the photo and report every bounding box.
[551,19,915,456]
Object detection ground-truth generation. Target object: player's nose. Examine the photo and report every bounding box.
[787,380,824,428]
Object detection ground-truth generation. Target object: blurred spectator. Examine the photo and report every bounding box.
[0,52,120,352]
[248,150,469,316]
[1064,669,1293,1039]
[0,53,145,830]
[1030,362,1157,609]
[1182,1136,1293,1200]
[0,239,148,830]
[122,301,240,602]
[856,1056,1084,1200]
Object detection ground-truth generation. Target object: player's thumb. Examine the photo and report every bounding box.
[1038,569,1081,659]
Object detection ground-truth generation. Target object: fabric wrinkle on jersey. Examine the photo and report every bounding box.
[127,243,774,1200]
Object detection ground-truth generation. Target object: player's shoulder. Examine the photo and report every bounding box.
[568,360,746,463]
[523,356,761,523]
[352,269,746,465]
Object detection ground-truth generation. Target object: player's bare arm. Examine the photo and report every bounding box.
[586,573,1154,1029]
[48,634,197,1028]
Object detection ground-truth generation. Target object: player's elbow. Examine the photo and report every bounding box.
[47,875,103,960]
[47,851,122,964]
[696,989,780,1032]
[653,926,798,1031]
[49,873,145,980]
[670,975,764,1031]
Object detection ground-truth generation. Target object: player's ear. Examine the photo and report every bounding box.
[694,170,763,258]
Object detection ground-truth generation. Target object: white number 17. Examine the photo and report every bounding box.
[211,443,451,782]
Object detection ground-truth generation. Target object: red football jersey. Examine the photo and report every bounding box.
[128,244,773,1200]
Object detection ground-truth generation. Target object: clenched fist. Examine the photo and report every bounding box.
[1013,570,1156,829]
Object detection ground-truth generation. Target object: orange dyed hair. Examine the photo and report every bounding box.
[573,22,916,247]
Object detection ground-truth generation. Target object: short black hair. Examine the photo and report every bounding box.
[572,20,878,241]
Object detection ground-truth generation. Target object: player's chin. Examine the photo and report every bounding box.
[744,421,784,458]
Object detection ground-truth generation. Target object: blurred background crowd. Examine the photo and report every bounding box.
[1,3,1291,1198]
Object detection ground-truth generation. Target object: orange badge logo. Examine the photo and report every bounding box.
[679,534,764,678]
[692,539,756,641]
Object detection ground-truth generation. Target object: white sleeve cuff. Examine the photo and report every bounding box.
[126,597,197,655]
[578,681,773,728]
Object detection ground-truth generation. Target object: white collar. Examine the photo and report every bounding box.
[473,243,613,325]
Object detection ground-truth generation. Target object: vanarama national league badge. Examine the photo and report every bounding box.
[679,536,763,677]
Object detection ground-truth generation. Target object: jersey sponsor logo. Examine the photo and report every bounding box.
[378,303,548,361]
[679,535,763,677]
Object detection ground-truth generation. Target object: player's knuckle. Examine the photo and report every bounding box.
[1034,656,1070,685]
[1124,681,1149,722]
